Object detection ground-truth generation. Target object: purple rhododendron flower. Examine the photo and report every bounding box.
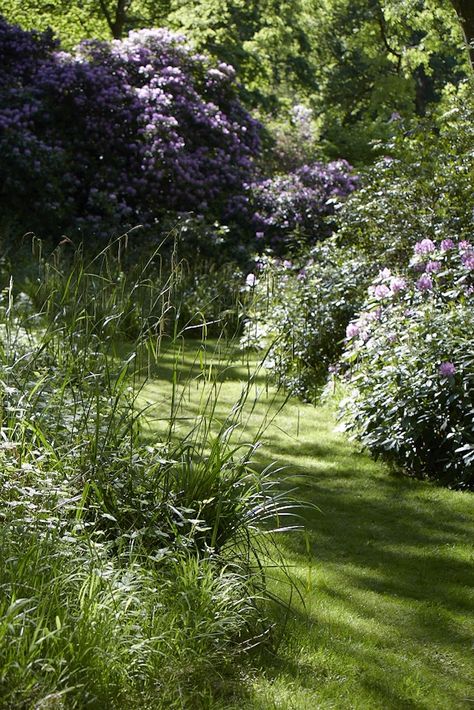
[0,19,262,238]
[425,260,441,273]
[459,241,471,251]
[440,239,455,251]
[378,267,391,280]
[414,239,436,255]
[461,252,474,270]
[416,274,433,291]
[346,322,360,339]
[250,159,358,249]
[439,361,456,377]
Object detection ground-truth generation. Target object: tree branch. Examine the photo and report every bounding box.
[375,4,402,74]
[98,0,115,36]
[97,0,131,39]
[451,0,474,70]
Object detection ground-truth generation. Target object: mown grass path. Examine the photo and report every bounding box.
[140,339,474,710]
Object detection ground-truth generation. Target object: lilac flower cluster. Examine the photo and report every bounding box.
[0,18,261,240]
[245,159,358,249]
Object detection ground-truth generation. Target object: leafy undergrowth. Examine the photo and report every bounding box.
[141,339,474,710]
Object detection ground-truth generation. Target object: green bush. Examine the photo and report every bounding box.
[335,84,474,269]
[241,239,374,400]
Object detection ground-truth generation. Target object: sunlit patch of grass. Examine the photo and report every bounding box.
[143,339,474,710]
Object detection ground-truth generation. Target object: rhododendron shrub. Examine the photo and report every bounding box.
[341,239,474,488]
[0,18,260,241]
[244,160,358,253]
[241,238,373,400]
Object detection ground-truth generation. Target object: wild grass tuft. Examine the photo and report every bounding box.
[0,235,301,708]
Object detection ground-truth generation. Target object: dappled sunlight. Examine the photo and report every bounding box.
[143,339,474,709]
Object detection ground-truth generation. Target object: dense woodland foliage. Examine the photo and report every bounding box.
[0,2,472,707]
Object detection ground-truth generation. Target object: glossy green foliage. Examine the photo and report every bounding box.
[342,239,474,487]
[242,240,375,401]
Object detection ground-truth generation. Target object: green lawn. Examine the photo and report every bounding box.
[140,338,474,710]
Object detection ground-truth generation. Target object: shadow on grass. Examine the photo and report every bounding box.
[249,433,474,708]
[143,340,474,709]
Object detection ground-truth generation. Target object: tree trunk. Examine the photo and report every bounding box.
[451,0,474,68]
[99,0,129,40]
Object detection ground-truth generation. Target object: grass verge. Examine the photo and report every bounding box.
[142,339,474,710]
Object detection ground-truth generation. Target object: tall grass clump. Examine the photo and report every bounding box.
[0,236,301,708]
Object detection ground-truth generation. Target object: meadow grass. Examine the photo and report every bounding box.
[141,338,474,710]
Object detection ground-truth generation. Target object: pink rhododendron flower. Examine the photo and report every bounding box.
[245,273,257,288]
[346,322,360,339]
[416,274,433,291]
[390,276,407,294]
[366,307,382,321]
[414,239,436,255]
[373,284,391,299]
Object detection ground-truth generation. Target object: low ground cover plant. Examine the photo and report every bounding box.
[341,237,474,487]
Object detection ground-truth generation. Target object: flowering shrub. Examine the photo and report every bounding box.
[241,238,373,400]
[261,104,320,174]
[245,160,358,253]
[341,238,474,488]
[0,18,260,240]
